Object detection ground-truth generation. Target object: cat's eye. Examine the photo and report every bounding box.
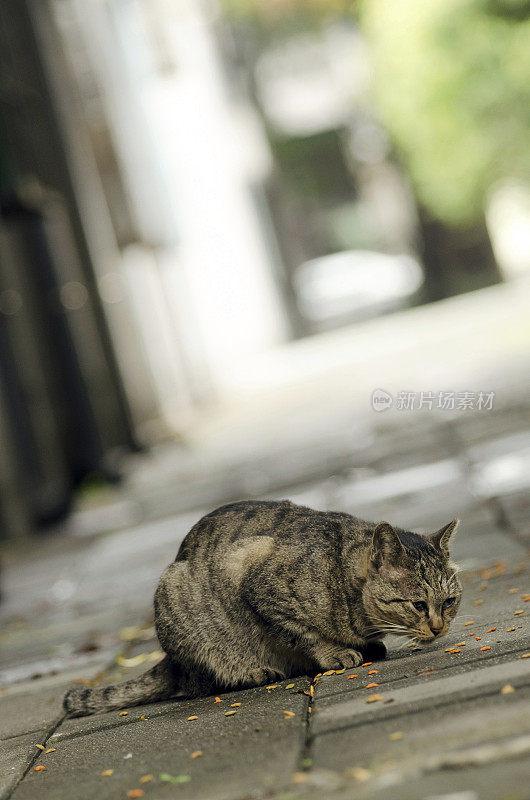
[443,597,456,610]
[412,600,428,613]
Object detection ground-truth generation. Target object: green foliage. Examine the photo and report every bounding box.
[360,0,530,226]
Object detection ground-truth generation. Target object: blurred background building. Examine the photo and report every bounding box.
[0,0,529,540]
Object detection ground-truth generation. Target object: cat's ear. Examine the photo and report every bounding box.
[430,518,459,557]
[371,522,405,568]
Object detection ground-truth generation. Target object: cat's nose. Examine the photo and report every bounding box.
[429,623,443,636]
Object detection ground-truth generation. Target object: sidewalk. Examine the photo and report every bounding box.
[1,401,529,800]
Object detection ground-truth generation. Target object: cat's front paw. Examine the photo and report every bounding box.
[313,645,363,670]
[361,640,387,661]
[245,667,286,687]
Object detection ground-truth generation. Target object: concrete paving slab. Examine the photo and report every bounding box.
[311,658,530,737]
[13,679,310,800]
[0,660,109,740]
[0,730,52,800]
[498,490,530,544]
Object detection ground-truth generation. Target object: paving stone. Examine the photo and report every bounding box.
[0,731,47,799]
[13,679,310,800]
[498,490,530,544]
[0,660,108,740]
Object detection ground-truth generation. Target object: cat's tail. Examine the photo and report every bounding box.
[63,655,180,717]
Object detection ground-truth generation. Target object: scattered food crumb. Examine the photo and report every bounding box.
[231,703,241,707]
[139,775,153,783]
[389,731,403,741]
[126,790,144,798]
[323,670,335,676]
[514,610,524,615]
[522,653,530,659]
[473,600,484,606]
[35,744,45,750]
[118,711,128,716]
[365,683,379,689]
[457,642,466,647]
[464,621,475,626]
[508,588,518,594]
[365,694,383,703]
[347,674,358,680]
[368,669,379,675]
[486,628,497,633]
[139,716,148,721]
[45,748,56,754]
[214,697,222,703]
[361,662,373,667]
[283,711,296,718]
[480,646,491,651]
[187,716,198,721]
[475,637,482,641]
[101,770,114,777]
[266,684,278,689]
[224,710,237,716]
[501,685,515,694]
[285,683,295,689]
[506,628,516,632]
[33,766,46,772]
[190,751,203,759]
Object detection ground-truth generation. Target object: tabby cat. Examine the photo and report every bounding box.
[63,500,461,716]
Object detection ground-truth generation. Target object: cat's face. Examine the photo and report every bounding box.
[362,520,462,642]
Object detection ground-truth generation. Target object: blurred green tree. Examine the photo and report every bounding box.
[360,0,530,228]
[223,0,530,300]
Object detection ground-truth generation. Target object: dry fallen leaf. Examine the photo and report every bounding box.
[346,766,371,781]
[292,772,308,784]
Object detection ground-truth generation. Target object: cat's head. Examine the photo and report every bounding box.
[361,519,461,642]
